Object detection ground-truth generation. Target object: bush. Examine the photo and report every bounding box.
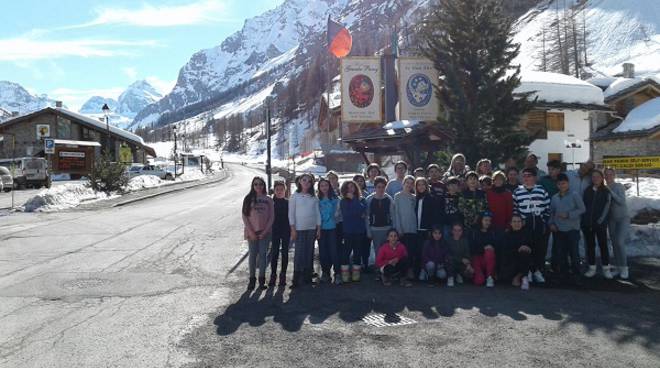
[87,151,129,193]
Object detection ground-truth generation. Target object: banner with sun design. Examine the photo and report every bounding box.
[340,57,382,123]
[397,58,439,122]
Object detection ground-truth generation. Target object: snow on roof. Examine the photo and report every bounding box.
[516,71,604,106]
[56,107,146,145]
[603,76,660,99]
[588,76,618,89]
[613,97,660,133]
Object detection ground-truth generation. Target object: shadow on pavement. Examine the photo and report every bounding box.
[213,259,660,354]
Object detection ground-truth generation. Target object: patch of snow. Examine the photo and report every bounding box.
[613,97,660,133]
[383,120,421,129]
[619,177,660,218]
[22,183,115,212]
[516,71,604,105]
[126,175,164,192]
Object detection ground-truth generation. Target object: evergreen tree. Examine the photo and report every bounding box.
[420,0,535,164]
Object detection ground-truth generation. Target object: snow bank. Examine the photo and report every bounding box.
[516,71,604,105]
[613,97,660,133]
[619,177,660,219]
[22,183,114,212]
[126,175,164,192]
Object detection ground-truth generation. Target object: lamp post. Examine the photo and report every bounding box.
[102,103,111,157]
[265,96,272,192]
[564,139,582,170]
[172,125,178,177]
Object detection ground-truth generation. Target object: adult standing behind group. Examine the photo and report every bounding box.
[386,161,408,197]
[443,153,470,183]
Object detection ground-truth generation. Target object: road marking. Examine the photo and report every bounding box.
[362,313,417,328]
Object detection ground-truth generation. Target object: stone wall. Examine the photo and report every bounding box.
[592,135,660,165]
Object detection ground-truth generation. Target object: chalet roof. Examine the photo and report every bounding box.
[603,77,660,103]
[0,107,156,156]
[591,119,660,141]
[342,121,453,154]
[533,101,612,111]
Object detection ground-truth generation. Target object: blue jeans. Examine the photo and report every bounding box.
[319,229,339,275]
[248,236,270,278]
[555,230,580,275]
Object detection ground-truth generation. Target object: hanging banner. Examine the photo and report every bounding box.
[341,57,382,123]
[397,58,439,122]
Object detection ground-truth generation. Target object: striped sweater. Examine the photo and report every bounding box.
[512,184,550,223]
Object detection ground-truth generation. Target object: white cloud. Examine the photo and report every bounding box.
[49,87,125,112]
[145,76,176,95]
[122,67,138,80]
[0,37,157,61]
[74,0,230,28]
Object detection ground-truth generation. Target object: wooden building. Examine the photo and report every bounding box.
[0,106,156,176]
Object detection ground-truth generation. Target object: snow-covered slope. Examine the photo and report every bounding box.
[514,0,660,77]
[0,80,61,115]
[131,0,352,129]
[79,96,118,114]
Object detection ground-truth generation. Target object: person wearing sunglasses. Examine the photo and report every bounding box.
[241,176,274,291]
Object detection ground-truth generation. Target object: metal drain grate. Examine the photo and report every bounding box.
[362,313,417,328]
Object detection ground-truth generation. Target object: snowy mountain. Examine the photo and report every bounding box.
[117,80,162,118]
[130,0,357,129]
[79,80,162,130]
[79,96,118,115]
[0,80,62,115]
[514,0,660,78]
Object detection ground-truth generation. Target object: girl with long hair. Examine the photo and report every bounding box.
[289,173,321,288]
[241,176,274,291]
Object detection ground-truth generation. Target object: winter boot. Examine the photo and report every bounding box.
[247,277,256,291]
[602,265,613,279]
[290,272,300,289]
[351,265,361,282]
[268,273,277,287]
[584,265,597,278]
[341,265,351,283]
[258,276,267,290]
[619,266,629,280]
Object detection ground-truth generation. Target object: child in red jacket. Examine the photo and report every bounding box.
[487,171,513,232]
[376,229,412,287]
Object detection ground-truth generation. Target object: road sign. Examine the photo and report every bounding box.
[603,156,660,170]
[45,138,55,154]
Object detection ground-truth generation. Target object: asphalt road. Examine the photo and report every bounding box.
[1,164,659,368]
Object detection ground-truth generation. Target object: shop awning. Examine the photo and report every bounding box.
[52,139,102,147]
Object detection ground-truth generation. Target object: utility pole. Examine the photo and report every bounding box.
[265,96,272,192]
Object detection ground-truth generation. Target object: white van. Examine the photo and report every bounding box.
[0,157,51,189]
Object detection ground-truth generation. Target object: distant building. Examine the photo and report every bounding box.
[590,67,660,164]
[516,71,611,169]
[0,105,156,177]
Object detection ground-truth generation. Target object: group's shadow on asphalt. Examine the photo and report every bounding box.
[213,265,660,353]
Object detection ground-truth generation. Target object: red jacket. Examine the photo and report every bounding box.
[376,242,408,268]
[487,187,513,231]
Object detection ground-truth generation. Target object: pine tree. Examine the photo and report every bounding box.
[420,0,535,164]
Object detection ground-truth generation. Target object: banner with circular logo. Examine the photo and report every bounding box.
[398,58,439,122]
[341,57,382,123]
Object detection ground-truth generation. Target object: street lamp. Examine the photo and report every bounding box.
[565,139,582,170]
[265,96,273,192]
[102,103,111,156]
[172,125,178,176]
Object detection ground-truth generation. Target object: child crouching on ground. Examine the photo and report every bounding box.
[446,223,474,286]
[422,226,452,286]
[500,214,533,290]
[375,229,412,287]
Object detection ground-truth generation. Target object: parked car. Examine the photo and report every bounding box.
[0,157,50,189]
[126,164,175,181]
[0,166,12,192]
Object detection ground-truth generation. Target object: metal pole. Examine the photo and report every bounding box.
[636,170,640,197]
[11,135,15,209]
[266,97,272,192]
[174,130,178,177]
[106,115,110,157]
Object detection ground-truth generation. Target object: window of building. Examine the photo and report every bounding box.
[548,153,563,163]
[56,116,72,139]
[547,112,565,131]
[81,127,99,141]
[522,110,547,140]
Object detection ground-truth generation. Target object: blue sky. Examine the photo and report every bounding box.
[0,0,284,110]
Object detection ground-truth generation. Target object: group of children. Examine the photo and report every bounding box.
[241,152,631,291]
